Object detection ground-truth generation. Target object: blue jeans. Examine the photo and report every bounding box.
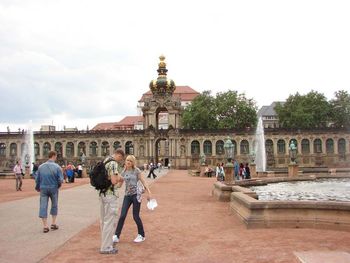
[39,188,59,218]
[115,194,145,237]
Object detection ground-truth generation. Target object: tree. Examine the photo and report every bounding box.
[181,91,218,129]
[275,90,331,129]
[329,90,350,128]
[215,90,257,129]
[181,90,257,129]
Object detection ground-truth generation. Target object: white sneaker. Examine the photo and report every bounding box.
[133,234,145,243]
[112,235,119,243]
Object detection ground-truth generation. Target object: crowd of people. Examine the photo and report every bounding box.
[206,161,251,181]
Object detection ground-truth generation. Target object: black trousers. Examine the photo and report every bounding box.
[147,169,157,178]
[115,194,145,237]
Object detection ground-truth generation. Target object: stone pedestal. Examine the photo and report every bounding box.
[82,167,88,178]
[224,164,234,184]
[288,163,299,177]
[200,164,207,177]
[250,163,257,178]
[24,167,31,179]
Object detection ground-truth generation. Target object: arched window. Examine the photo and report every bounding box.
[101,141,110,156]
[191,140,200,155]
[113,141,121,150]
[313,139,322,153]
[326,138,334,154]
[10,143,17,156]
[240,140,249,154]
[55,142,63,158]
[301,139,310,154]
[0,143,6,156]
[338,138,346,155]
[125,141,133,155]
[34,142,40,156]
[216,140,224,155]
[90,142,98,157]
[203,140,212,156]
[78,142,86,155]
[277,139,285,154]
[43,142,51,157]
[66,142,74,157]
[21,143,28,156]
[265,139,274,154]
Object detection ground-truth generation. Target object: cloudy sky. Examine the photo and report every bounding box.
[0,0,349,131]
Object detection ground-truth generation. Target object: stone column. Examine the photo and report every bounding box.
[288,163,299,177]
[224,163,234,184]
[250,163,257,178]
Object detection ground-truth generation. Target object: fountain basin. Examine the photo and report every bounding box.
[229,176,350,231]
[230,192,350,231]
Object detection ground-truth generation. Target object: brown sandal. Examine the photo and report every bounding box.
[50,224,59,230]
[43,227,49,233]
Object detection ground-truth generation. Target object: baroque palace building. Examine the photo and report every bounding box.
[0,56,350,171]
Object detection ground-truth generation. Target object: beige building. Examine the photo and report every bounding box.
[0,56,349,171]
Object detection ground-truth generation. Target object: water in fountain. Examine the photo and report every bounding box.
[21,120,35,172]
[254,117,266,172]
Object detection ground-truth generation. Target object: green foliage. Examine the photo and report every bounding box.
[329,90,350,128]
[182,91,218,129]
[215,90,257,129]
[181,90,257,129]
[275,90,331,129]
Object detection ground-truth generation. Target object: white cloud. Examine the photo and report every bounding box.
[0,0,349,131]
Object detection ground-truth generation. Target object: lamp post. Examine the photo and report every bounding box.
[223,137,234,183]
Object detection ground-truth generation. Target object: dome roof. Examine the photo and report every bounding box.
[149,55,176,97]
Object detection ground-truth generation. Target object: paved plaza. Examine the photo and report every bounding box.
[0,170,349,263]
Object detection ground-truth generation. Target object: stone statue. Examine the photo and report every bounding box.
[289,141,297,164]
[80,152,86,164]
[200,153,206,165]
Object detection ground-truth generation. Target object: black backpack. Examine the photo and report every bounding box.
[90,158,114,195]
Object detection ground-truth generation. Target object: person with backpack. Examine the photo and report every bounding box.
[93,149,125,254]
[113,155,152,244]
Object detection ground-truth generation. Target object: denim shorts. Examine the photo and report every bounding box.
[39,188,59,218]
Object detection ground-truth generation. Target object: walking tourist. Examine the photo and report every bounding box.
[99,149,125,254]
[147,162,157,179]
[35,151,63,233]
[32,162,39,179]
[66,163,75,183]
[233,160,239,180]
[13,161,23,191]
[113,155,152,244]
[77,164,83,178]
[245,163,251,179]
[239,163,244,179]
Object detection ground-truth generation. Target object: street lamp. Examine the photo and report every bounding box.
[224,137,234,166]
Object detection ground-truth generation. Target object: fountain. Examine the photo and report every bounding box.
[254,117,266,176]
[21,121,35,176]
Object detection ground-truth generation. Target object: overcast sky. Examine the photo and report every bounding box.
[1,0,349,131]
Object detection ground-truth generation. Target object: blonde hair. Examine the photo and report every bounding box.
[125,155,136,169]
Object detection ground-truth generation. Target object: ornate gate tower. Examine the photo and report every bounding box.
[142,55,182,166]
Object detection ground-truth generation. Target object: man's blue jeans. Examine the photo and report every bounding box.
[39,188,58,218]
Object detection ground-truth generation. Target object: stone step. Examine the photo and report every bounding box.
[294,251,350,263]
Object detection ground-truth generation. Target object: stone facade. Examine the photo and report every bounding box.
[0,56,349,171]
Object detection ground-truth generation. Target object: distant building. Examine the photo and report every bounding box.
[93,86,200,131]
[257,102,284,128]
[40,125,56,132]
